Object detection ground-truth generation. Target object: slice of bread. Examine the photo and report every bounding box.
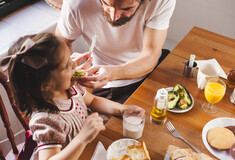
[71,69,86,81]
[167,145,215,160]
[207,127,235,150]
[111,141,150,160]
[112,155,131,160]
[127,141,150,160]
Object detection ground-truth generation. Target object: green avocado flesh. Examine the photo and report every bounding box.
[167,84,192,110]
[73,70,85,77]
[168,91,180,109]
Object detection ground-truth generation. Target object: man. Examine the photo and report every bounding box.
[55,0,176,103]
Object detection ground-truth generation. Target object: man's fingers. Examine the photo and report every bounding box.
[79,57,93,69]
[80,75,101,82]
[85,66,99,75]
[79,80,108,88]
[72,52,92,64]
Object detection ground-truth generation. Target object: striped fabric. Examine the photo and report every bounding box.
[45,0,63,10]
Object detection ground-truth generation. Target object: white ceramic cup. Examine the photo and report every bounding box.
[197,63,220,89]
[123,110,145,139]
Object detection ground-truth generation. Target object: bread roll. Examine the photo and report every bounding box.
[207,127,235,150]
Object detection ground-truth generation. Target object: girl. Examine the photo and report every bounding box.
[0,33,144,160]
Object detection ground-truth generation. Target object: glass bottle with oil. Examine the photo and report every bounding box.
[150,88,168,124]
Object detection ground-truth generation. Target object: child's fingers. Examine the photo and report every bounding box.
[86,113,104,125]
[80,113,105,143]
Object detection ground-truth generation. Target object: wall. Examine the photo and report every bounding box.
[164,0,235,51]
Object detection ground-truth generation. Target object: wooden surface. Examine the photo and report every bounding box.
[79,134,113,160]
[171,26,235,74]
[80,26,235,159]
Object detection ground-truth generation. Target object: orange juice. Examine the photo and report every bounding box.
[204,82,225,104]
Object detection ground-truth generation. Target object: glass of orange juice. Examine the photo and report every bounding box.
[201,78,226,113]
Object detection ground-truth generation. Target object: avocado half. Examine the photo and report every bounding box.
[167,91,180,109]
[173,84,192,108]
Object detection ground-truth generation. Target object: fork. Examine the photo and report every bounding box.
[165,121,202,154]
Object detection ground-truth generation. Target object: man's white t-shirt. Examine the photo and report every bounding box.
[58,0,176,88]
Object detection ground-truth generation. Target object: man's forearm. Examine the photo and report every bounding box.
[107,27,167,81]
[106,49,161,81]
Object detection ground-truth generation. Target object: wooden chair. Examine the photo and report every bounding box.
[0,71,29,160]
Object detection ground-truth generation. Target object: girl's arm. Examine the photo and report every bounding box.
[84,91,143,116]
[38,113,105,160]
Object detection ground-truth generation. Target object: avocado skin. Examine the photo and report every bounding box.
[173,84,192,109]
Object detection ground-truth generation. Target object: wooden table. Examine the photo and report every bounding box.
[80,26,235,159]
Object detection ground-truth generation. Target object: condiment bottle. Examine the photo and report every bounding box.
[150,88,168,124]
[227,69,235,104]
[227,69,235,88]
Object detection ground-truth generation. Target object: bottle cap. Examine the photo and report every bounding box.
[156,88,168,101]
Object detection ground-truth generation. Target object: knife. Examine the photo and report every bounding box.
[89,34,96,53]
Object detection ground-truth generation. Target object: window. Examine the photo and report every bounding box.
[0,0,37,18]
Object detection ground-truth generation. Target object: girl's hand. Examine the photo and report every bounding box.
[79,113,105,144]
[122,105,145,117]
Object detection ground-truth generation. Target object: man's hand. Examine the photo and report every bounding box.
[78,65,112,88]
[71,52,93,70]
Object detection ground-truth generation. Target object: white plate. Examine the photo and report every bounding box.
[166,87,194,113]
[106,138,138,160]
[202,117,235,160]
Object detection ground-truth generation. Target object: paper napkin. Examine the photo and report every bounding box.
[91,141,107,160]
[195,58,227,79]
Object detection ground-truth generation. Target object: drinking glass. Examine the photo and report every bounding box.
[201,78,226,113]
[123,109,145,139]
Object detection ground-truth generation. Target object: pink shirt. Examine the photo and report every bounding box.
[29,84,88,159]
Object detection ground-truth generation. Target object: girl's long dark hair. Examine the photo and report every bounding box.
[8,33,62,117]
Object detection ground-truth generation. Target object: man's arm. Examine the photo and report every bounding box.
[55,25,74,51]
[80,27,168,88]
[114,27,168,79]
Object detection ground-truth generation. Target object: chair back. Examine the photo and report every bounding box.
[0,71,29,160]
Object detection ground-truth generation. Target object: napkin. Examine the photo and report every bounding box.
[164,151,170,160]
[195,58,227,79]
[91,141,107,160]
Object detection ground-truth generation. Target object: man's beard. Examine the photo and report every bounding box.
[103,11,135,27]
[102,3,142,27]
